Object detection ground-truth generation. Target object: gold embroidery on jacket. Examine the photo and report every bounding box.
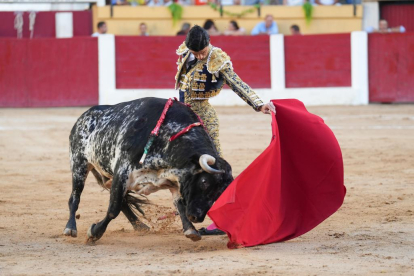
[220,63,264,111]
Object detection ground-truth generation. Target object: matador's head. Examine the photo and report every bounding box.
[185,25,210,52]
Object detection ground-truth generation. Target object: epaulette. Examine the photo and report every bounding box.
[176,41,189,55]
[207,47,232,74]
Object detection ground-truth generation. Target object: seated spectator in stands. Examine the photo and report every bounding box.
[194,0,208,5]
[92,21,107,37]
[224,21,245,36]
[290,24,301,35]
[221,0,241,5]
[378,19,405,33]
[251,14,278,36]
[203,19,221,36]
[139,23,149,36]
[147,0,164,6]
[111,0,129,5]
[365,19,406,33]
[344,0,361,4]
[244,0,264,5]
[177,22,191,36]
[284,0,304,5]
[315,0,339,5]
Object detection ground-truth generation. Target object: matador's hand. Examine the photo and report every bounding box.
[260,102,276,115]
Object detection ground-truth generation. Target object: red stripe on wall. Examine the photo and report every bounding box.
[116,36,183,89]
[0,37,98,107]
[73,11,93,37]
[284,34,351,88]
[368,33,414,103]
[0,13,17,37]
[115,36,271,89]
[0,11,92,38]
[211,36,271,89]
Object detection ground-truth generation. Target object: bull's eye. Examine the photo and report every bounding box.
[201,178,209,190]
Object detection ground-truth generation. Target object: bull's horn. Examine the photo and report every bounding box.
[199,154,224,174]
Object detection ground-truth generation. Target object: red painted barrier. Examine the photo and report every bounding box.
[0,11,92,38]
[284,34,351,88]
[368,33,414,103]
[212,36,271,89]
[0,38,98,107]
[115,36,271,89]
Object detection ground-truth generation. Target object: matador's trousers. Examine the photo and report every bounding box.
[187,100,222,157]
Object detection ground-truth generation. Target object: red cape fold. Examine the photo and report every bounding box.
[208,99,346,249]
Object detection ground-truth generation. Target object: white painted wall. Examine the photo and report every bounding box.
[362,2,379,32]
[0,3,91,11]
[98,34,117,105]
[55,12,73,38]
[98,32,369,107]
[351,31,369,105]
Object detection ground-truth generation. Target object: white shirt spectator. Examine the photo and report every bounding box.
[147,0,163,6]
[284,0,304,5]
[318,0,336,5]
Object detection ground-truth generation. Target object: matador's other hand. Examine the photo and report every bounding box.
[260,102,276,115]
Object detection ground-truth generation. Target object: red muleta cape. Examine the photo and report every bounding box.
[208,99,346,248]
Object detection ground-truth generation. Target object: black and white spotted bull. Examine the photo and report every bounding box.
[63,97,233,242]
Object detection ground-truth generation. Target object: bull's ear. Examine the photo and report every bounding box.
[190,154,201,167]
[216,157,233,177]
[189,155,207,174]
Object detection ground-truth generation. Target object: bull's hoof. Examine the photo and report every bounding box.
[184,228,202,242]
[86,224,99,243]
[132,222,150,232]
[63,228,77,238]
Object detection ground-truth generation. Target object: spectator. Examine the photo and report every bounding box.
[344,0,361,4]
[284,0,304,5]
[251,14,278,36]
[111,0,128,5]
[221,0,241,5]
[290,24,301,35]
[224,20,245,36]
[365,19,406,34]
[244,0,263,5]
[92,21,107,37]
[147,0,163,6]
[177,22,191,36]
[139,23,149,36]
[378,19,405,33]
[315,0,339,5]
[203,19,221,36]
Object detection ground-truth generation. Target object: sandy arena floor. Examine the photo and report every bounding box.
[0,104,413,275]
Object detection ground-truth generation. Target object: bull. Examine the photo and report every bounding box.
[63,97,233,242]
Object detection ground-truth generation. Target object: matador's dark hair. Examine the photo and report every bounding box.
[185,25,210,52]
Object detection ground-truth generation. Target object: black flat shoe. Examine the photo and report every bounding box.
[198,227,226,236]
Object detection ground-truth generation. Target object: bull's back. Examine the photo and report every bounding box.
[70,97,204,175]
[70,98,173,171]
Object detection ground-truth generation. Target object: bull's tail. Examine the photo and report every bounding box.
[123,191,149,217]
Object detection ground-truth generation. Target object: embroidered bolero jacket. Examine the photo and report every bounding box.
[175,42,264,111]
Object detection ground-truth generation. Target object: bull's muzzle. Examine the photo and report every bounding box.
[187,213,205,223]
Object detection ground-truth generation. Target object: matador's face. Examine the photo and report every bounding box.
[190,46,209,61]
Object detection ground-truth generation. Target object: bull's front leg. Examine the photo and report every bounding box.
[170,189,201,242]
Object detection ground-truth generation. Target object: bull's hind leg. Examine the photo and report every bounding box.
[121,199,150,231]
[63,158,90,238]
[87,166,129,242]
